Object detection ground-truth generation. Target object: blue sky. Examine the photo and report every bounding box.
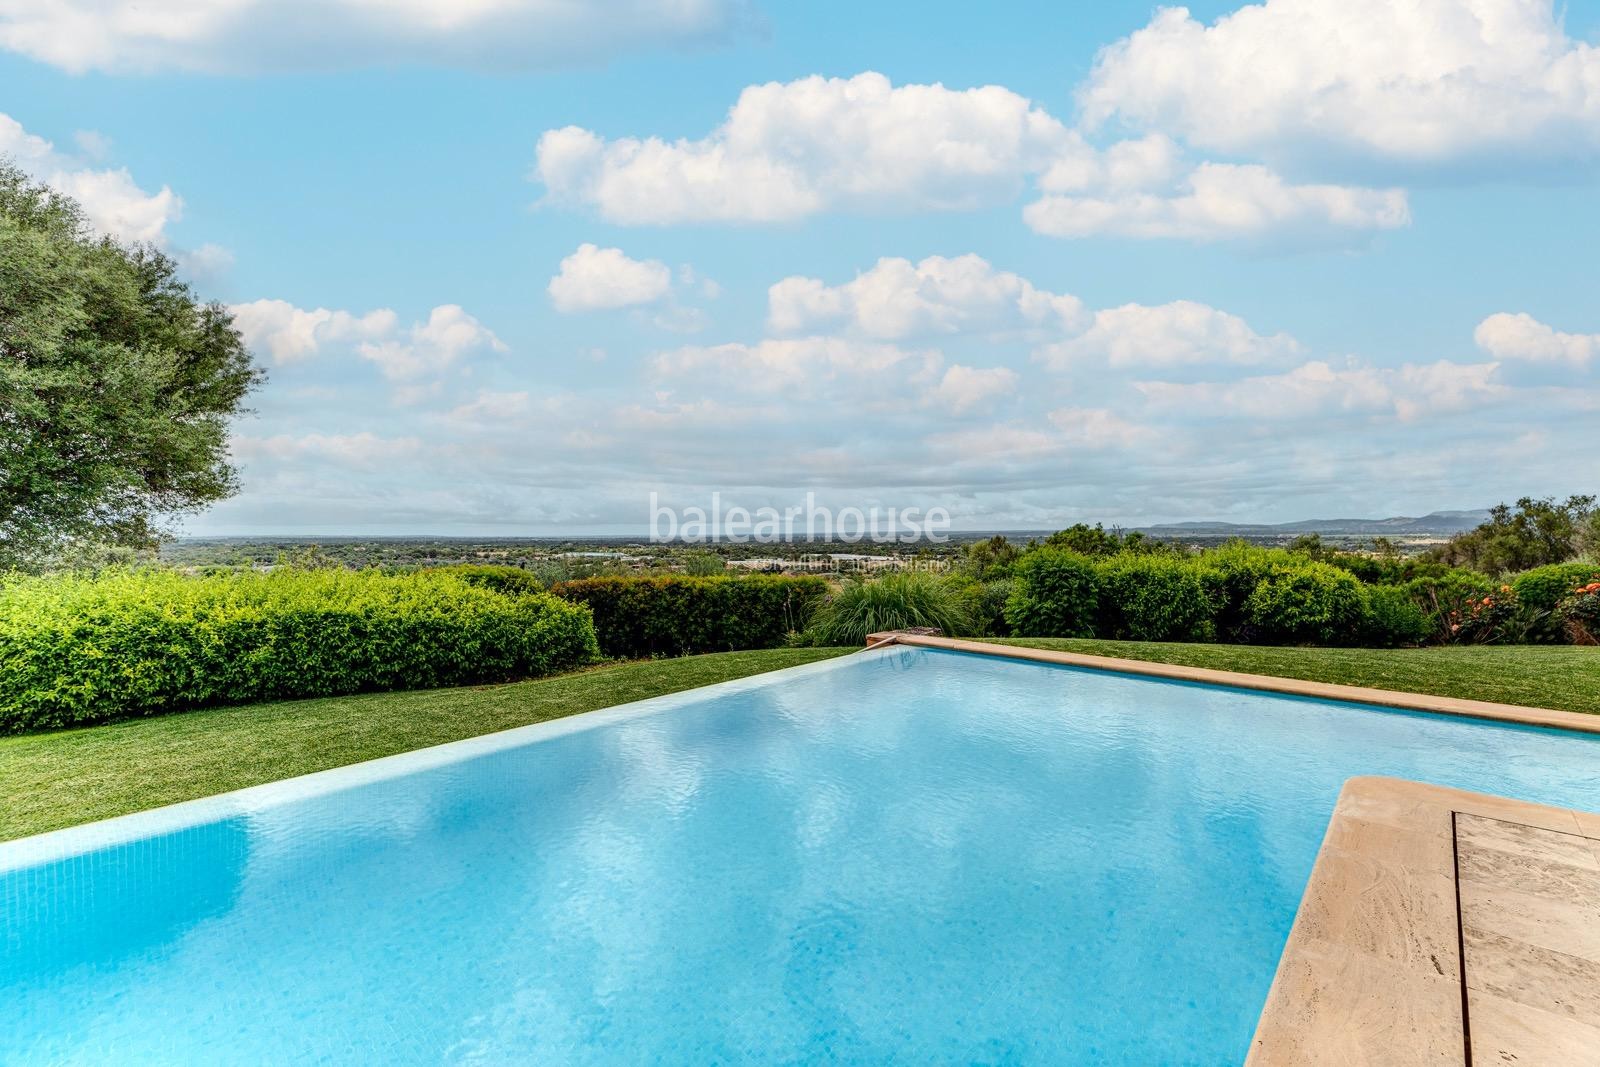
[4,0,1598,534]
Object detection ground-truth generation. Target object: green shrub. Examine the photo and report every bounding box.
[954,577,1015,638]
[436,564,545,597]
[1511,562,1600,642]
[1358,585,1431,647]
[552,575,826,658]
[804,572,972,646]
[1094,554,1219,641]
[1004,549,1100,637]
[680,553,727,576]
[1202,542,1286,642]
[1241,562,1368,645]
[1325,553,1455,586]
[1198,543,1369,645]
[956,536,1021,582]
[0,569,599,733]
[1043,523,1172,558]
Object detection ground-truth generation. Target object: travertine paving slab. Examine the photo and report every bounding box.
[1247,778,1600,1066]
[1467,991,1600,1065]
[1459,814,1600,1062]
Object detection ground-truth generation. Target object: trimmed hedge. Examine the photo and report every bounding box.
[0,569,600,733]
[551,575,826,658]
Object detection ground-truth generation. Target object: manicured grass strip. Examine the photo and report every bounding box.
[0,647,853,843]
[991,639,1600,716]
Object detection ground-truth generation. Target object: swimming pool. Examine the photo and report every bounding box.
[4,646,1598,1063]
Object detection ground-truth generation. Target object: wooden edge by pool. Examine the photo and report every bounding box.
[863,633,1600,1063]
[1248,777,1600,1065]
[862,632,1600,735]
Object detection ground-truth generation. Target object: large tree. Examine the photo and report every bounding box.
[0,162,262,568]
[1429,495,1598,575]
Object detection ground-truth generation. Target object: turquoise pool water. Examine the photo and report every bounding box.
[4,646,1599,1064]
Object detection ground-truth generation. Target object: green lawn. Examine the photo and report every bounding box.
[0,647,853,843]
[992,638,1600,716]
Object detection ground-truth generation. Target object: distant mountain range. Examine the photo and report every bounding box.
[1138,509,1491,538]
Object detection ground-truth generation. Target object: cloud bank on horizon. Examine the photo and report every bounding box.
[2,0,1596,532]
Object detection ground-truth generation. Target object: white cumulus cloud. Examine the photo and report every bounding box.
[548,243,674,312]
[0,0,750,74]
[1,111,183,244]
[228,299,397,364]
[768,254,1084,339]
[1080,0,1600,167]
[1039,300,1303,369]
[359,304,507,380]
[535,72,1071,224]
[229,299,503,379]
[653,336,939,393]
[929,365,1019,414]
[1024,162,1409,243]
[768,256,1305,372]
[1474,312,1599,366]
[1136,359,1504,420]
[1047,407,1157,449]
[533,70,1411,243]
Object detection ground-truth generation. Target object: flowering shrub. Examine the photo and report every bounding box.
[1510,562,1600,642]
[1438,583,1522,644]
[1557,576,1600,645]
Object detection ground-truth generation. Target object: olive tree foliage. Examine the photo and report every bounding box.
[0,162,263,569]
[1428,495,1598,575]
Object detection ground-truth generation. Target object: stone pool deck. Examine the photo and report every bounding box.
[1249,777,1600,1065]
[865,633,1600,1064]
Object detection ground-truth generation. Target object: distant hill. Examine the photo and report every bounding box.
[1139,509,1490,538]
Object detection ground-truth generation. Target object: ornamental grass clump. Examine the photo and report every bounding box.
[803,572,972,646]
[0,568,599,733]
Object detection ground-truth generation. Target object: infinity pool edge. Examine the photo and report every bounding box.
[0,646,900,870]
[868,632,1600,735]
